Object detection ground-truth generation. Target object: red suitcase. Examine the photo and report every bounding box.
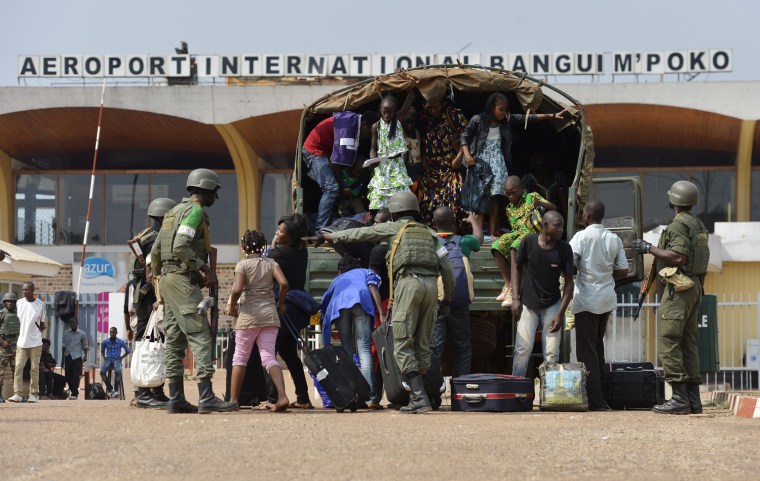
[450,374,534,412]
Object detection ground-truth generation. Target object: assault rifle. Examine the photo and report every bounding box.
[208,247,219,361]
[633,262,657,322]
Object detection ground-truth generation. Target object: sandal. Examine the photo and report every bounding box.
[253,403,272,411]
[272,401,289,413]
[289,401,314,410]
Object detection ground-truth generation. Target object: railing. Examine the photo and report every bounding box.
[607,292,760,390]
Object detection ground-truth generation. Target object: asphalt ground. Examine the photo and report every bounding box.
[1,371,757,481]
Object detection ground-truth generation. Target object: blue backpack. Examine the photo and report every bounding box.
[443,235,474,309]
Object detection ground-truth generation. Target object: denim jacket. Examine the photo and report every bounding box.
[461,113,538,168]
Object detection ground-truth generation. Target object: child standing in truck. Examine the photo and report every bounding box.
[461,92,566,236]
[367,94,412,210]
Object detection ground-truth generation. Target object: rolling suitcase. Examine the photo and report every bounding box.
[372,320,444,407]
[538,362,589,412]
[224,331,268,407]
[603,361,665,409]
[450,374,534,412]
[282,313,370,412]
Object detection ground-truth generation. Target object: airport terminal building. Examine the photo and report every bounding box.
[2,51,760,299]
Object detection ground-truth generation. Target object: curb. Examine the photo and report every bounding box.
[711,391,760,419]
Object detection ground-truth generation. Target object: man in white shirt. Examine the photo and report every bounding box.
[570,201,629,411]
[8,282,47,403]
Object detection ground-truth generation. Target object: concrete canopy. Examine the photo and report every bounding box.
[0,106,302,171]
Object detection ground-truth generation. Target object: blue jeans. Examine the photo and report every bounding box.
[302,148,339,231]
[431,306,472,377]
[100,358,122,392]
[335,303,379,403]
[511,301,562,378]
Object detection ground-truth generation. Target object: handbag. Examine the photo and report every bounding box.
[458,160,493,213]
[130,305,166,388]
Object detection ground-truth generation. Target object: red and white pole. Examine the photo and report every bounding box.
[75,79,106,296]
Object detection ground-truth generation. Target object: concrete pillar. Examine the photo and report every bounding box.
[214,124,260,233]
[0,149,12,242]
[735,120,756,222]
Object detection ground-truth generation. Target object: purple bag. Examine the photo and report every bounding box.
[330,112,362,166]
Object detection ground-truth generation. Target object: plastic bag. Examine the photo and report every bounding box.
[130,306,166,388]
[458,161,493,214]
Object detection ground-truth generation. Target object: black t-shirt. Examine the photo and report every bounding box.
[268,244,307,291]
[368,242,390,300]
[517,234,574,309]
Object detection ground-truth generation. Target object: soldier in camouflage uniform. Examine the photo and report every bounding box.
[634,180,710,415]
[150,169,237,414]
[322,191,454,414]
[0,293,20,402]
[127,197,176,409]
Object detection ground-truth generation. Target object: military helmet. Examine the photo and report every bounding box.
[147,197,177,218]
[388,191,420,214]
[186,168,221,192]
[667,180,699,207]
[3,292,17,302]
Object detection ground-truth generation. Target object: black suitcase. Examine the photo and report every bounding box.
[282,313,371,412]
[372,320,444,407]
[603,361,665,410]
[224,331,268,407]
[450,374,534,412]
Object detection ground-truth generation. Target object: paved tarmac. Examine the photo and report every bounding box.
[1,371,757,481]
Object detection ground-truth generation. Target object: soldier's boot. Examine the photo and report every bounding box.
[166,378,198,414]
[653,383,690,415]
[197,379,239,414]
[151,384,170,403]
[400,373,432,414]
[687,384,703,414]
[136,387,166,410]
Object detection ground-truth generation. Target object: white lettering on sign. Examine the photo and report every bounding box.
[16,50,733,78]
[699,315,708,328]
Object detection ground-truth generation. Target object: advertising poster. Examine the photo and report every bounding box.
[72,251,130,294]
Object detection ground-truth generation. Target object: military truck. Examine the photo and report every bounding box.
[293,65,642,373]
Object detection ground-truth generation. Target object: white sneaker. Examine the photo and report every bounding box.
[27,395,38,403]
[496,285,509,302]
[7,394,23,403]
[501,288,514,308]
[70,395,78,400]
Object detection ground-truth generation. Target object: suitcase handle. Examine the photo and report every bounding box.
[462,394,485,403]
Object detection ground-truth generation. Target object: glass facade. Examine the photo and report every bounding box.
[15,174,56,244]
[752,170,760,222]
[259,172,295,240]
[15,172,238,245]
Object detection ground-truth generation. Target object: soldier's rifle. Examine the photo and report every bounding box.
[633,261,657,322]
[208,247,219,361]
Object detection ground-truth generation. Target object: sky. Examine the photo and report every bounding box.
[1,0,757,86]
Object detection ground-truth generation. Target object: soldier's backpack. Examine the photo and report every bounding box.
[673,213,710,275]
[54,291,76,322]
[128,227,158,279]
[387,221,440,302]
[438,235,475,309]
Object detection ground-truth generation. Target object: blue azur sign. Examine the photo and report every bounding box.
[82,257,115,279]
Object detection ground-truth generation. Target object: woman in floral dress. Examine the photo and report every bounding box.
[417,96,468,223]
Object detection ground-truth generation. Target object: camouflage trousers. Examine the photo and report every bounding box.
[0,347,16,390]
